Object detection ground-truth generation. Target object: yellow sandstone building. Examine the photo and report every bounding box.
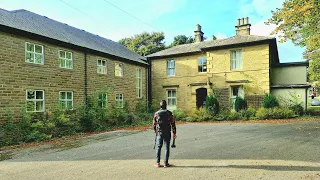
[148,18,281,112]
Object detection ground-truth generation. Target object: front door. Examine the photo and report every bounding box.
[196,88,207,109]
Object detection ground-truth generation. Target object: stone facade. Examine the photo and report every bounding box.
[0,32,147,122]
[151,43,271,113]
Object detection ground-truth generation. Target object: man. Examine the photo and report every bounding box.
[153,100,176,168]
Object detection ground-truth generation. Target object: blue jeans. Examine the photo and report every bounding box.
[156,132,171,164]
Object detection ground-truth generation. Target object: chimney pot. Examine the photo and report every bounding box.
[242,18,245,25]
[236,17,251,36]
[212,35,217,40]
[238,18,241,26]
[246,17,249,24]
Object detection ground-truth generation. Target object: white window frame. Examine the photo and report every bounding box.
[136,68,142,98]
[25,42,44,65]
[59,50,73,69]
[98,93,108,108]
[198,56,207,73]
[115,93,124,108]
[167,59,175,76]
[115,63,123,77]
[97,59,107,74]
[59,91,73,110]
[231,50,242,70]
[26,90,45,112]
[167,89,177,110]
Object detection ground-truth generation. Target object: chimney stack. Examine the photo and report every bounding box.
[212,35,217,40]
[194,24,204,42]
[235,17,251,36]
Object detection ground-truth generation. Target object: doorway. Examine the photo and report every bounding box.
[196,88,207,109]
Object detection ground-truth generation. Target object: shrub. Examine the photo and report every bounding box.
[227,110,240,120]
[289,104,304,116]
[262,93,279,108]
[205,89,219,115]
[189,108,212,122]
[239,107,256,120]
[235,96,248,112]
[256,107,294,120]
[173,109,187,121]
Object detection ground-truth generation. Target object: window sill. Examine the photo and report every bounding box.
[230,69,244,72]
[97,73,108,76]
[25,62,44,66]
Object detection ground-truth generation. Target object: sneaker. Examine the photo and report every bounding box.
[164,163,170,168]
[154,163,160,167]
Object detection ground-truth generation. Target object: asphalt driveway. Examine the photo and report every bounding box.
[1,119,320,179]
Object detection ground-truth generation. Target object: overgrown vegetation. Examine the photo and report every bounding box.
[234,96,248,112]
[263,93,279,108]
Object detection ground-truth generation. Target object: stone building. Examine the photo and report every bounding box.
[147,18,280,112]
[0,8,148,121]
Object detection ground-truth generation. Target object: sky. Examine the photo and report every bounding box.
[0,0,305,63]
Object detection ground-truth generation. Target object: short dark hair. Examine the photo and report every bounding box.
[160,100,167,109]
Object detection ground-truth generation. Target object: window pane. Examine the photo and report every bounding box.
[172,91,176,97]
[102,66,107,74]
[60,92,66,99]
[35,54,42,64]
[198,65,202,72]
[59,51,65,58]
[172,98,176,105]
[27,91,35,99]
[26,44,34,51]
[168,91,172,97]
[27,101,35,111]
[36,101,43,111]
[168,98,172,105]
[66,52,72,59]
[26,53,34,63]
[232,87,239,96]
[59,58,64,67]
[36,91,43,99]
[35,45,42,53]
[67,60,72,68]
[67,101,73,109]
[67,92,72,99]
[60,101,66,109]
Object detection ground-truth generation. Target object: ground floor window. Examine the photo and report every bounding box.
[59,91,73,110]
[167,90,177,110]
[26,90,44,112]
[115,93,123,108]
[98,93,108,108]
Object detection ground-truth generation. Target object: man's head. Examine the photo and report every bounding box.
[160,100,167,109]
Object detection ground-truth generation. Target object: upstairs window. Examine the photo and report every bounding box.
[97,60,107,74]
[25,42,44,65]
[59,50,73,69]
[115,63,123,77]
[26,90,44,112]
[231,50,242,70]
[198,56,207,72]
[136,68,142,98]
[167,59,175,76]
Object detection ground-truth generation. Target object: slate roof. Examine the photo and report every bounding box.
[0,8,147,64]
[147,35,275,58]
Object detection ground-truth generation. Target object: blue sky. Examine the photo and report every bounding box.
[0,0,305,62]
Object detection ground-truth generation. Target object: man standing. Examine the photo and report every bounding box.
[153,100,176,168]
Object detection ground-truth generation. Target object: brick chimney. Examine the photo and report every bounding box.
[194,24,204,42]
[235,17,251,36]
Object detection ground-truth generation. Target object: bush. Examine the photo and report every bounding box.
[205,92,219,116]
[189,108,212,122]
[262,93,279,108]
[289,104,304,116]
[173,109,187,121]
[227,110,240,120]
[239,107,256,120]
[256,107,294,120]
[235,96,248,112]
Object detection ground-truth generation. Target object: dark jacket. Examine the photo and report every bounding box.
[153,108,176,134]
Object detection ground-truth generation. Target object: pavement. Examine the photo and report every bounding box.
[1,120,320,179]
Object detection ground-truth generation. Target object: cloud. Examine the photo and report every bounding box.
[215,32,228,39]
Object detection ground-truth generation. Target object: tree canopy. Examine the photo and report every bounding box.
[266,0,320,83]
[118,32,165,56]
[169,35,194,47]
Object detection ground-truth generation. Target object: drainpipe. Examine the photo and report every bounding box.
[147,57,152,111]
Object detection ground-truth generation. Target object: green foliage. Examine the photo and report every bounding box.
[239,107,257,120]
[234,96,248,112]
[189,108,212,122]
[173,109,187,121]
[169,35,194,47]
[289,104,304,116]
[135,98,148,114]
[262,93,279,108]
[205,89,219,115]
[256,107,294,120]
[118,32,165,56]
[227,111,240,121]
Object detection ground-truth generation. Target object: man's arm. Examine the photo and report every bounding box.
[169,114,176,136]
[153,113,158,132]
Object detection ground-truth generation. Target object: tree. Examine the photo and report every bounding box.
[118,32,165,56]
[169,35,194,47]
[266,0,320,84]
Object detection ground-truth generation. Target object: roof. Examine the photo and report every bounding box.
[0,8,147,64]
[147,35,275,58]
[272,61,309,67]
[271,84,311,89]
